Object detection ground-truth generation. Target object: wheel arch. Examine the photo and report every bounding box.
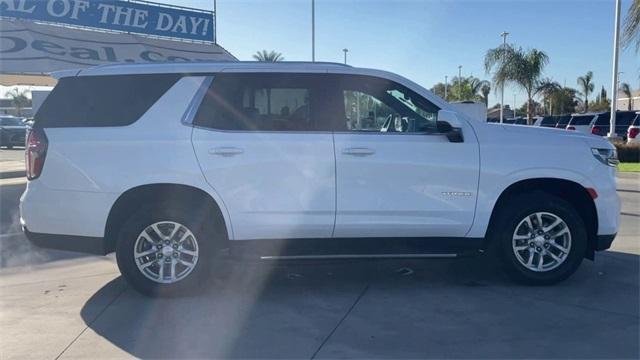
[486,178,598,259]
[104,183,229,254]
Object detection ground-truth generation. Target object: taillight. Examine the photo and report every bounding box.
[25,128,48,180]
[629,127,640,139]
[567,126,576,131]
[591,127,600,135]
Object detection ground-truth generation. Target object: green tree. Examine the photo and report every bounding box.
[480,83,491,107]
[549,87,579,115]
[429,82,448,101]
[536,78,561,115]
[252,50,284,62]
[620,82,633,111]
[448,76,490,102]
[622,0,640,52]
[430,76,489,103]
[7,88,29,117]
[484,45,549,124]
[577,71,594,112]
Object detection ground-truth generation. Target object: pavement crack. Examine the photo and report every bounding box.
[53,285,128,360]
[310,284,369,359]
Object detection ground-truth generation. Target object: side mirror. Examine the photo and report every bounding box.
[436,110,464,143]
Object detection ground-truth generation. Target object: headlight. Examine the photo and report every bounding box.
[591,148,619,167]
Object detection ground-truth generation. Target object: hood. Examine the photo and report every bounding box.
[495,123,614,149]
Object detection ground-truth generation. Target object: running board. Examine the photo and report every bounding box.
[259,253,458,260]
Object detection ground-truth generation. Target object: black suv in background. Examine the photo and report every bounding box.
[590,111,636,140]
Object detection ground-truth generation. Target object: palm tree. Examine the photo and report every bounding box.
[480,83,491,107]
[7,88,29,117]
[620,82,633,111]
[577,71,594,112]
[484,45,549,124]
[537,78,561,115]
[252,50,284,62]
[623,0,640,52]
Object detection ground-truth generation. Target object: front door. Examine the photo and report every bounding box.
[191,73,336,240]
[330,74,480,238]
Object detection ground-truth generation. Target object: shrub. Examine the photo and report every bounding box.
[614,143,640,163]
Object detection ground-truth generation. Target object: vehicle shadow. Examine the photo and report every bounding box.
[80,251,639,359]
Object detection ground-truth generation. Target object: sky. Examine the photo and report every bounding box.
[175,0,639,108]
[2,0,638,109]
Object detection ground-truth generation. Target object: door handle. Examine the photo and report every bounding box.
[210,147,244,156]
[342,147,375,156]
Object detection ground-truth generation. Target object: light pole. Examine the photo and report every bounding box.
[342,48,348,64]
[513,93,517,117]
[311,0,315,62]
[444,75,448,101]
[609,0,621,138]
[458,65,462,101]
[500,31,509,123]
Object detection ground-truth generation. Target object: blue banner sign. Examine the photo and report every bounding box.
[0,0,215,42]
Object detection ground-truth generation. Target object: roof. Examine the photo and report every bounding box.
[54,61,352,78]
[50,61,452,112]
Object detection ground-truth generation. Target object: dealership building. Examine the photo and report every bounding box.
[0,0,237,110]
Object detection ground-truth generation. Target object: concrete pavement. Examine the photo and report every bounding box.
[0,152,638,359]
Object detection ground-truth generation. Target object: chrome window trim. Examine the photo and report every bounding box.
[190,124,447,137]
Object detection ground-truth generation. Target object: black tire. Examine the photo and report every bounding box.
[490,192,587,285]
[116,201,225,297]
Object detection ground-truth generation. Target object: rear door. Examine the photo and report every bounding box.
[328,74,480,238]
[191,73,336,240]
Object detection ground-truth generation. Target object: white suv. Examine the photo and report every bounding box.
[21,62,620,296]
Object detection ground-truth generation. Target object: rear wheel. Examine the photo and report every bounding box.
[491,192,587,285]
[116,203,223,296]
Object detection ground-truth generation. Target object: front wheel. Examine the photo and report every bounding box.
[491,193,587,285]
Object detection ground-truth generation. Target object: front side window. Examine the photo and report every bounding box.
[194,73,328,131]
[337,75,439,133]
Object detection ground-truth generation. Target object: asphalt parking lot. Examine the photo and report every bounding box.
[1,147,638,359]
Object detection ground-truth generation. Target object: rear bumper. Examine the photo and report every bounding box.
[23,227,107,255]
[595,233,616,251]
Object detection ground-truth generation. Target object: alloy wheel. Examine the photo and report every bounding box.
[133,221,199,284]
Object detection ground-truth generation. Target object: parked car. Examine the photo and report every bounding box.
[555,115,571,129]
[590,111,636,140]
[0,116,27,149]
[566,113,597,133]
[627,112,640,144]
[21,62,620,296]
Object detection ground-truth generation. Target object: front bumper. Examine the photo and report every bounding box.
[23,227,108,255]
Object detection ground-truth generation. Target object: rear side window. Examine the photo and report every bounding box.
[34,74,180,128]
[594,113,611,126]
[615,112,636,126]
[193,73,333,131]
[556,116,571,126]
[569,115,594,126]
[540,117,556,126]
